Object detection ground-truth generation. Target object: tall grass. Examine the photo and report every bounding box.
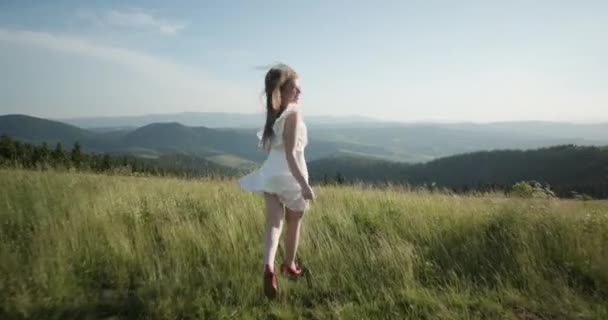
[0,169,607,319]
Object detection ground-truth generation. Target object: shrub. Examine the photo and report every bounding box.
[511,180,556,198]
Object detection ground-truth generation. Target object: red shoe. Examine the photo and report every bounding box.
[263,265,278,299]
[281,261,302,279]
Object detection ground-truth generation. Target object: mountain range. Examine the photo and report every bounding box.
[58,112,377,129]
[1,113,607,168]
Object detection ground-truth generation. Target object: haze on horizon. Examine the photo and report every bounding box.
[0,1,606,124]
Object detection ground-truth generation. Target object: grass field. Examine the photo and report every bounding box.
[0,169,607,319]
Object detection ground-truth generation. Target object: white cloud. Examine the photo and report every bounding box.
[78,9,186,35]
[0,28,253,116]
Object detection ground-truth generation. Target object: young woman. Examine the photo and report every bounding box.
[239,64,315,299]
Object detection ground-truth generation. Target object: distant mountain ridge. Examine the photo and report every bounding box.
[59,112,378,129]
[0,114,92,143]
[59,112,608,141]
[1,114,607,168]
[2,114,608,198]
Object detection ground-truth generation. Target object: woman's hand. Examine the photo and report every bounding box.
[301,184,315,201]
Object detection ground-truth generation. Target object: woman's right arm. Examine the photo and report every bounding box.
[283,112,314,200]
[283,112,307,187]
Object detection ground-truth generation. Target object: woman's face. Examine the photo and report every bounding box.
[281,79,301,105]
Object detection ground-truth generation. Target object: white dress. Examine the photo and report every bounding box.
[239,103,309,211]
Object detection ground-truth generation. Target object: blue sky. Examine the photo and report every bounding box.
[0,0,606,122]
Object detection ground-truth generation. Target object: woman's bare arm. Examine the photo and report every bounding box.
[283,112,308,188]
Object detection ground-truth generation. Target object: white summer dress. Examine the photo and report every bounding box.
[239,103,309,211]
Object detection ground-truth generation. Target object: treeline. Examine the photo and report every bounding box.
[0,135,237,178]
[3,134,607,199]
[310,145,608,199]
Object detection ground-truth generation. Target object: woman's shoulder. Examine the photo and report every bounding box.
[279,103,301,119]
[274,104,302,126]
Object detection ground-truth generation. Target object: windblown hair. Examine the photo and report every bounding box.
[261,64,298,150]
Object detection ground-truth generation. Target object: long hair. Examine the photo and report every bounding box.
[261,64,298,150]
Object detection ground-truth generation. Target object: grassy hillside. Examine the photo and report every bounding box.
[1,169,607,319]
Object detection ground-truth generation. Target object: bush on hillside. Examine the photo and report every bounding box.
[511,180,556,198]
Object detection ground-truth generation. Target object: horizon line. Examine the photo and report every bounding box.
[1,112,608,126]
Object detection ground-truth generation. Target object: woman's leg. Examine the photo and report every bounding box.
[263,193,285,272]
[283,207,303,269]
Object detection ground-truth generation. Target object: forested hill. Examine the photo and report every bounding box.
[309,145,608,198]
[3,114,608,166]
